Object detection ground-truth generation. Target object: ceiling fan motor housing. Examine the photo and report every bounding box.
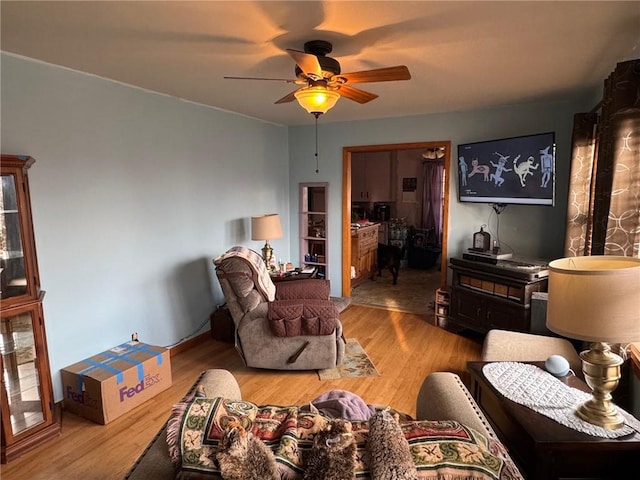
[304,40,333,55]
[226,38,410,108]
[295,40,341,79]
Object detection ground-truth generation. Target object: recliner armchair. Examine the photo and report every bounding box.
[214,246,346,370]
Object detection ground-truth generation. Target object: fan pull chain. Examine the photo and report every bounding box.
[314,113,320,173]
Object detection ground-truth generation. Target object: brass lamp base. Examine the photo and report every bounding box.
[577,342,625,430]
[262,241,274,272]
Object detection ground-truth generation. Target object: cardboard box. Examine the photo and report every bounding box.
[61,341,172,424]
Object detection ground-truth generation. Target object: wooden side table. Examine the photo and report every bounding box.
[209,306,235,343]
[270,268,317,283]
[467,361,640,480]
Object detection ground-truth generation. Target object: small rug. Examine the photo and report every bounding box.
[317,338,380,380]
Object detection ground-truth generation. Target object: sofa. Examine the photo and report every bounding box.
[124,369,524,479]
[481,329,583,379]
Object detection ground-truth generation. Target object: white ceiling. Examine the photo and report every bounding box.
[2,1,639,126]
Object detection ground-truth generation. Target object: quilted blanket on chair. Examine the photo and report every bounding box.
[214,246,276,301]
[167,397,523,480]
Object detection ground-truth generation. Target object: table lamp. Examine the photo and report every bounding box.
[251,214,283,271]
[546,255,640,429]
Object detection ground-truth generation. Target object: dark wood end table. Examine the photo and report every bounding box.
[467,361,640,480]
[270,267,317,283]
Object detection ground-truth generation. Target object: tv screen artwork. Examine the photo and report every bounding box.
[457,132,555,205]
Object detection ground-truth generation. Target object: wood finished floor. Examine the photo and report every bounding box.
[0,304,483,480]
[350,265,442,316]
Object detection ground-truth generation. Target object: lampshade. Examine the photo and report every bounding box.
[251,214,283,241]
[546,256,640,343]
[294,86,340,115]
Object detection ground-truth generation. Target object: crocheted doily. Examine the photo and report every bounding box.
[482,362,639,439]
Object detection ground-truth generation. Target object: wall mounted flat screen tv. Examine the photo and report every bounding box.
[457,132,555,206]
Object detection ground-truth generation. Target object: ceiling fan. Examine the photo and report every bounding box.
[224,40,411,117]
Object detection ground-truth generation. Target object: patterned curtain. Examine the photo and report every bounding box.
[564,59,640,258]
[421,160,444,246]
[564,113,598,256]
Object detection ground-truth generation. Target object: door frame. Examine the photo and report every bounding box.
[341,141,451,297]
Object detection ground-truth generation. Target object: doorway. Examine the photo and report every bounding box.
[341,141,450,302]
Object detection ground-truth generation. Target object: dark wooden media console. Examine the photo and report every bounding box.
[448,257,549,334]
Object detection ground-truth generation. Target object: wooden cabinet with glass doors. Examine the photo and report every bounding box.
[1,155,60,463]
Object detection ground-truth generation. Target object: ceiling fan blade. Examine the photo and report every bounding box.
[338,85,378,104]
[275,89,300,104]
[286,49,322,77]
[224,76,297,83]
[339,66,411,84]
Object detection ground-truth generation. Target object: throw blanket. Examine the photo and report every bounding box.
[214,246,276,301]
[310,389,376,421]
[167,397,523,480]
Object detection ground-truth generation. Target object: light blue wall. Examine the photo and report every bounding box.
[1,54,290,401]
[288,98,593,292]
[2,53,595,403]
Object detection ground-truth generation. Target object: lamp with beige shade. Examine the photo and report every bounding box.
[251,214,283,272]
[546,255,640,430]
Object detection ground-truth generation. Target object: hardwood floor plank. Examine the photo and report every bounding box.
[0,305,482,480]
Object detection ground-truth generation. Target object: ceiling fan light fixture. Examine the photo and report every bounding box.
[294,86,340,115]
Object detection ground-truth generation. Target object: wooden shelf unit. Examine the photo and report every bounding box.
[299,182,328,279]
[434,287,450,326]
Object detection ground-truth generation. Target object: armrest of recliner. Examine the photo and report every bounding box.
[275,278,331,300]
[268,298,338,337]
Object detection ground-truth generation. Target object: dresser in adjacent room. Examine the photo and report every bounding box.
[351,223,379,288]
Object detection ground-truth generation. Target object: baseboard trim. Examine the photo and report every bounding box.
[169,331,210,357]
